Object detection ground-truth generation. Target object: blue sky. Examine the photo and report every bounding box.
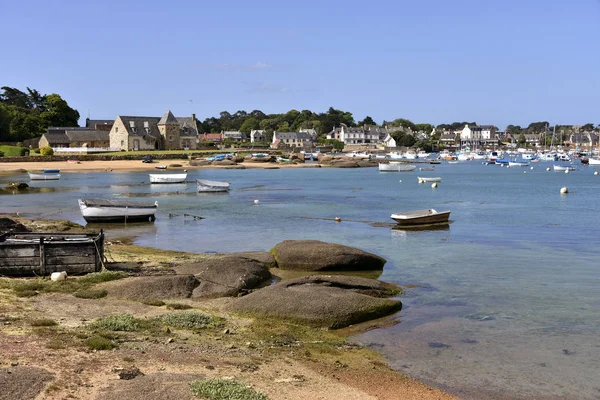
[2,0,599,129]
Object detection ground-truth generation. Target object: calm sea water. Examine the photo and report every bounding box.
[2,161,599,399]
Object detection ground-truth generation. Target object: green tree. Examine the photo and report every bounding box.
[358,116,376,126]
[239,117,260,133]
[39,94,80,127]
[517,133,526,146]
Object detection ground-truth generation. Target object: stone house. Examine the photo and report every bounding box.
[327,124,386,145]
[109,111,199,151]
[222,131,246,142]
[199,133,223,144]
[250,130,266,143]
[39,127,110,148]
[271,132,314,149]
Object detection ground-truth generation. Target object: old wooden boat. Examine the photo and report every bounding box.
[378,163,416,172]
[0,231,104,276]
[196,179,230,192]
[29,172,60,180]
[78,199,158,222]
[390,209,451,227]
[149,173,187,184]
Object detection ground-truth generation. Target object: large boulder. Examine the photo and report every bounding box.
[212,159,237,166]
[0,217,29,233]
[330,160,360,168]
[102,275,199,299]
[226,275,402,328]
[270,240,386,271]
[173,256,272,298]
[188,159,211,166]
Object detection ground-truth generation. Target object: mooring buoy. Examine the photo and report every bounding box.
[560,187,568,194]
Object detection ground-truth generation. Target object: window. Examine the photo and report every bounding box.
[169,136,173,141]
[115,127,118,133]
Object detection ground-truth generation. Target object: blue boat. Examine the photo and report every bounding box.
[43,169,60,173]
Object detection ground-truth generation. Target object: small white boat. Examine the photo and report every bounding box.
[508,161,530,167]
[390,209,451,227]
[155,165,167,170]
[553,165,576,172]
[29,172,60,180]
[419,167,435,171]
[78,199,158,223]
[149,173,187,184]
[378,163,416,172]
[588,158,600,165]
[418,176,442,183]
[346,151,371,159]
[196,179,230,192]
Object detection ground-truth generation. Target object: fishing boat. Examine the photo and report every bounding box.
[417,176,442,183]
[28,172,60,180]
[78,199,158,223]
[553,165,576,172]
[196,179,230,192]
[378,163,416,172]
[149,173,187,184]
[390,209,451,227]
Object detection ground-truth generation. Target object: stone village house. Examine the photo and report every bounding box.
[109,111,199,151]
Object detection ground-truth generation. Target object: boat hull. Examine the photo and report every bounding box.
[149,173,187,184]
[378,163,416,172]
[78,199,158,223]
[29,173,60,180]
[417,176,442,182]
[390,209,451,226]
[196,179,230,192]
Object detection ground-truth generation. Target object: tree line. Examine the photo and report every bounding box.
[0,86,80,142]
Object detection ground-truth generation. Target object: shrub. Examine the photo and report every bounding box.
[39,146,54,156]
[33,148,41,154]
[89,314,141,331]
[84,335,115,351]
[190,379,269,400]
[166,303,192,310]
[30,319,58,327]
[160,311,221,330]
[78,271,126,284]
[74,289,107,299]
[0,151,4,157]
[0,145,29,156]
[141,298,165,307]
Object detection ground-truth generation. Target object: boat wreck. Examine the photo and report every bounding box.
[0,231,104,276]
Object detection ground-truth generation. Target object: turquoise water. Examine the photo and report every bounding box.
[1,162,599,399]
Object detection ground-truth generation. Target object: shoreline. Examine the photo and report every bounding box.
[0,216,459,399]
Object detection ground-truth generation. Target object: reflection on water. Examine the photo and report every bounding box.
[1,165,600,399]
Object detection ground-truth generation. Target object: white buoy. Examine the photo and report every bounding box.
[560,187,568,194]
[546,167,551,171]
[432,182,438,188]
[523,171,526,174]
[565,169,569,174]
[334,217,341,222]
[399,180,402,183]
[530,167,534,170]
[51,271,67,281]
[594,171,599,176]
[253,199,260,204]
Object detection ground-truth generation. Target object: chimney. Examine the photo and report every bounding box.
[191,113,196,121]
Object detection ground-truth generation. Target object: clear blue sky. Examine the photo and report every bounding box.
[2,0,599,129]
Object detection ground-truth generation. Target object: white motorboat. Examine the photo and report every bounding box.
[149,173,187,184]
[28,172,60,180]
[553,165,576,172]
[345,151,371,159]
[417,176,442,183]
[78,199,158,223]
[588,158,600,165]
[378,163,416,172]
[196,179,230,192]
[508,161,530,167]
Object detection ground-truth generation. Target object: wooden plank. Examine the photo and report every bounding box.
[45,264,97,274]
[0,266,39,276]
[44,246,94,257]
[46,256,97,265]
[0,247,39,257]
[0,257,40,266]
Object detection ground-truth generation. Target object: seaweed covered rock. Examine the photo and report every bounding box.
[270,240,386,271]
[226,275,402,328]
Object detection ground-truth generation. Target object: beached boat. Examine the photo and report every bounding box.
[67,159,80,164]
[417,176,442,183]
[196,179,230,192]
[149,173,187,184]
[378,163,416,172]
[553,165,576,172]
[28,172,60,180]
[390,209,451,227]
[78,199,158,223]
[155,165,167,170]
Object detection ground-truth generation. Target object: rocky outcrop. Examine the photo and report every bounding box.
[226,275,402,328]
[270,240,386,271]
[212,159,237,166]
[188,159,211,166]
[102,275,199,299]
[174,256,272,298]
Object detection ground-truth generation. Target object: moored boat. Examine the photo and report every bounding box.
[28,172,60,180]
[196,179,230,192]
[417,176,442,183]
[378,163,416,172]
[149,173,187,184]
[553,165,576,172]
[390,208,451,227]
[43,169,60,173]
[78,199,158,223]
[508,161,530,167]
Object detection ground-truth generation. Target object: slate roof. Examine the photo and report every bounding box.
[274,132,312,141]
[158,110,178,125]
[176,116,198,137]
[42,132,70,145]
[65,129,110,142]
[86,119,114,129]
[118,116,162,140]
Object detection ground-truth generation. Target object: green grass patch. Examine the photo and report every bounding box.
[88,314,143,332]
[77,271,126,284]
[84,335,116,351]
[166,303,192,310]
[74,289,107,299]
[15,289,38,297]
[3,271,126,297]
[160,311,222,330]
[140,298,165,307]
[30,318,58,327]
[190,379,269,400]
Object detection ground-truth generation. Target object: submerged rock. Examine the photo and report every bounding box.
[4,182,29,190]
[270,240,386,271]
[226,275,402,328]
